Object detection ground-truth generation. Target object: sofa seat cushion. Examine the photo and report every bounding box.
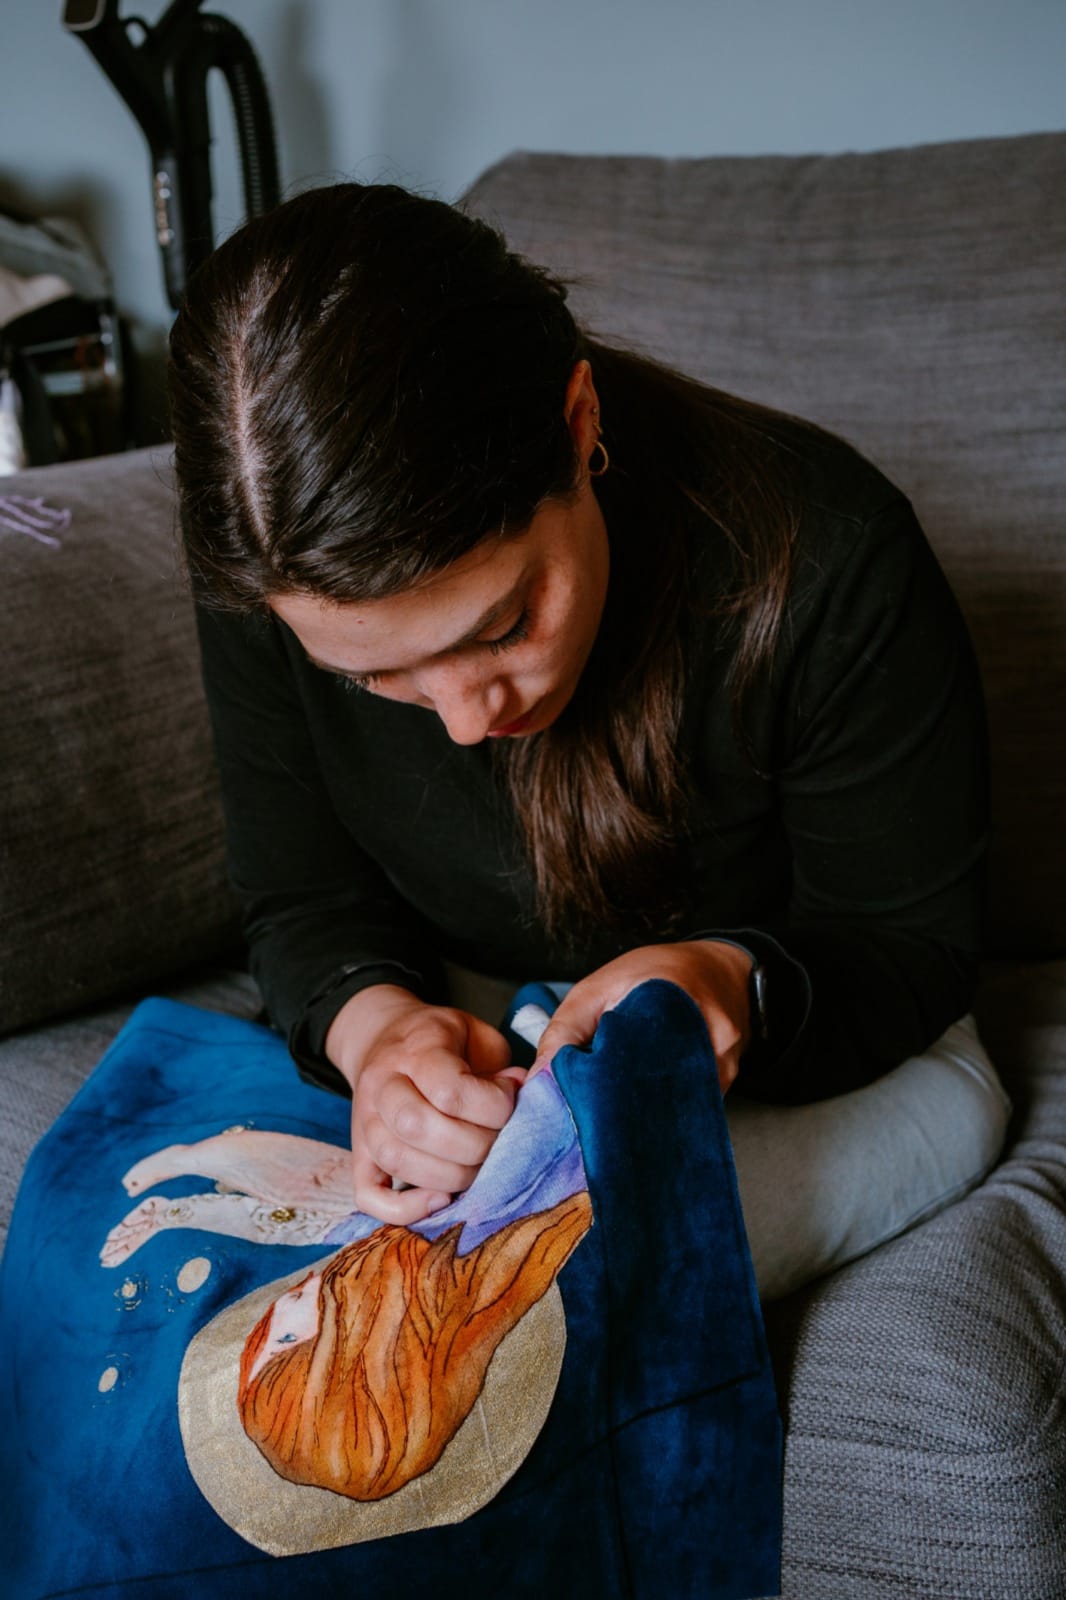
[761,959,1066,1598]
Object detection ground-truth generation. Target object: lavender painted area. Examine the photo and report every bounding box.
[0,494,71,546]
[323,1067,589,1255]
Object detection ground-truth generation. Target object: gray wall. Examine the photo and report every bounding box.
[2,0,1063,438]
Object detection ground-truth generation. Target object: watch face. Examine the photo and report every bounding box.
[751,964,769,1041]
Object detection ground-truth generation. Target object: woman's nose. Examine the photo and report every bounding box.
[423,665,506,746]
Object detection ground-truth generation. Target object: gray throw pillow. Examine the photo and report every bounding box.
[0,446,238,1035]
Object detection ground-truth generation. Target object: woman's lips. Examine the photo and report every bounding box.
[486,704,540,738]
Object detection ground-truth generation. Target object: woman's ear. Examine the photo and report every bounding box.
[562,359,601,457]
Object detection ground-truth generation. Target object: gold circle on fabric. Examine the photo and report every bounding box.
[178,1257,567,1554]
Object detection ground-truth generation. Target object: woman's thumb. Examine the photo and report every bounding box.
[531,991,601,1075]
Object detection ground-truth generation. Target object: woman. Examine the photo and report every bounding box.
[168,181,1009,1299]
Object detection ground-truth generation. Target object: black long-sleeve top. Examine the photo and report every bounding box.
[194,426,989,1105]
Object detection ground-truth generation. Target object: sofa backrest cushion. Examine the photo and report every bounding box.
[464,133,1066,959]
[0,447,238,1035]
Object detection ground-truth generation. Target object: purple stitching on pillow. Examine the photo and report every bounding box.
[0,494,72,548]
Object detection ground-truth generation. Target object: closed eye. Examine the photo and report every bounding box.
[337,608,531,692]
[485,608,530,655]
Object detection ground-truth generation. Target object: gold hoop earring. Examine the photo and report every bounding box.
[588,438,610,478]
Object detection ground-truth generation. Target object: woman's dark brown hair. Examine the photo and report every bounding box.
[168,181,804,946]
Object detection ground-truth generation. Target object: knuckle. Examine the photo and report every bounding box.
[419,1004,462,1033]
[368,1134,402,1173]
[392,1103,423,1142]
[436,1081,468,1120]
[398,1012,439,1046]
[473,1126,498,1162]
[358,1053,387,1090]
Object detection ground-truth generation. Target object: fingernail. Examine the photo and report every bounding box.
[425,1193,452,1214]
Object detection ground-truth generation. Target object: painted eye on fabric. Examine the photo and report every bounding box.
[277,1332,298,1344]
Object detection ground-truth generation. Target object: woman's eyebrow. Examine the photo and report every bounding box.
[445,581,525,651]
[304,577,526,679]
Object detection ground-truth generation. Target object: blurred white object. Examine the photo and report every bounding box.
[0,375,27,475]
[0,213,108,303]
[0,266,73,331]
[511,1003,552,1050]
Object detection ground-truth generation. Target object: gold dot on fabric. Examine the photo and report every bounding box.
[98,1366,119,1393]
[115,1276,145,1311]
[177,1257,212,1294]
[270,1207,297,1223]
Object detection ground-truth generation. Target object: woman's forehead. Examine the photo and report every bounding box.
[268,518,556,675]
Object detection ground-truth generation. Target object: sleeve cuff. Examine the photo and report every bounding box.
[288,959,428,1098]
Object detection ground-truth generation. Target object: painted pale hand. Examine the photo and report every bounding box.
[121,1129,355,1207]
[532,940,755,1095]
[100,1129,362,1266]
[346,997,528,1226]
[100,1189,346,1267]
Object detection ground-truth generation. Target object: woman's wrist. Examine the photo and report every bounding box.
[685,939,756,1057]
[325,983,426,1093]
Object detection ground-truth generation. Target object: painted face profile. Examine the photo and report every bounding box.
[244,1271,322,1385]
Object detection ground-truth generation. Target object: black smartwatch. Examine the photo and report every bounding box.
[749,961,769,1044]
[688,935,769,1048]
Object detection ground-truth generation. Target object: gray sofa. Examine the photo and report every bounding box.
[2,132,1064,1598]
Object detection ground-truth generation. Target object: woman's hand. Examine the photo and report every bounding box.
[532,941,754,1095]
[326,985,526,1224]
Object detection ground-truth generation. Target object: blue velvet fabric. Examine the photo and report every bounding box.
[0,979,781,1599]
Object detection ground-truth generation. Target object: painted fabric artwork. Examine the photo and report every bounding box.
[100,1059,591,1511]
[238,1191,588,1502]
[0,982,783,1600]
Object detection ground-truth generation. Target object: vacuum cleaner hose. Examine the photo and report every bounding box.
[198,13,280,219]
